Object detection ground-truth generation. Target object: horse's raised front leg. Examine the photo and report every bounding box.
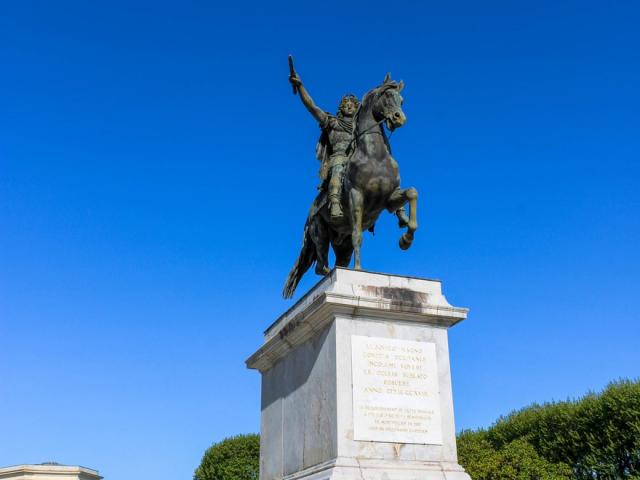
[387,187,418,250]
[396,206,410,228]
[349,188,364,269]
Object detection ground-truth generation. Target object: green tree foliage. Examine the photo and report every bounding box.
[194,434,259,480]
[458,431,572,479]
[193,381,639,480]
[458,379,640,480]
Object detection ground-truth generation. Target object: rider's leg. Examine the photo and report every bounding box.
[329,163,344,219]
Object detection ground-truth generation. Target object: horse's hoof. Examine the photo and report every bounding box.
[315,265,330,276]
[399,234,412,250]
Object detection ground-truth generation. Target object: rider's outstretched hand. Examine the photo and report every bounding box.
[289,73,302,88]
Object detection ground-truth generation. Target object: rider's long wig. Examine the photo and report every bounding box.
[336,94,360,117]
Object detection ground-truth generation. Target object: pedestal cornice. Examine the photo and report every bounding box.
[246,268,468,373]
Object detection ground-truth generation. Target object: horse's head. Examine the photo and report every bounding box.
[369,73,406,131]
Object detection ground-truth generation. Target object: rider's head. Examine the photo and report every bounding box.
[337,94,359,117]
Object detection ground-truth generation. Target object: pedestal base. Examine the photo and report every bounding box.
[284,458,471,480]
[247,269,472,480]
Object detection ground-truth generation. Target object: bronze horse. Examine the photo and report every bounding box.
[283,74,418,298]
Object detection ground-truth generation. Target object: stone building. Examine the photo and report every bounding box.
[0,463,102,480]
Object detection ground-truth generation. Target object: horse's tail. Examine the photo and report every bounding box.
[282,220,316,299]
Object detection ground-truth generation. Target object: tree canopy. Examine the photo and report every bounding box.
[194,434,259,480]
[194,380,640,480]
[458,379,640,480]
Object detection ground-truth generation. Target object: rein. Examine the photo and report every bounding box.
[348,117,395,154]
[356,117,386,138]
[347,112,386,153]
[346,85,399,154]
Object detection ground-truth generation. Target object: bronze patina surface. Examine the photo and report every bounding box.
[284,58,418,298]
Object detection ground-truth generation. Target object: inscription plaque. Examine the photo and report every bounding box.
[351,335,443,444]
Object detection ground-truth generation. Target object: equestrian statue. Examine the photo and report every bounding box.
[283,57,419,298]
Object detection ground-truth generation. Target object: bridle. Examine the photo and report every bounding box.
[347,86,399,153]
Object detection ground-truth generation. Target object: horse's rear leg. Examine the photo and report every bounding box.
[310,217,330,275]
[387,187,418,250]
[349,189,364,269]
[332,236,353,268]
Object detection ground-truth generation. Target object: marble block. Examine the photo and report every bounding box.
[0,464,103,480]
[246,268,472,480]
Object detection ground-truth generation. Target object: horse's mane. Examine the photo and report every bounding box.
[353,81,399,154]
[353,88,374,132]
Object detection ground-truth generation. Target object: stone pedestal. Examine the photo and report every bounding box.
[246,268,472,480]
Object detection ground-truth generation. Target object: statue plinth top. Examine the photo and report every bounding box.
[247,268,468,372]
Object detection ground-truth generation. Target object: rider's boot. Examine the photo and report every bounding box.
[329,194,343,220]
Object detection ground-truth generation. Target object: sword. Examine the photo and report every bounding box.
[288,55,298,95]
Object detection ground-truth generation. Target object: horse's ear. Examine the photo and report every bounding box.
[383,72,391,84]
[398,80,404,91]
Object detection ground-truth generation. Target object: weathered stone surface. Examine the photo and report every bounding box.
[247,268,472,480]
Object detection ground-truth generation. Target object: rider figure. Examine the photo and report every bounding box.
[289,71,359,221]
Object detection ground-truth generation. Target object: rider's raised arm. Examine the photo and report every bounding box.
[290,73,328,125]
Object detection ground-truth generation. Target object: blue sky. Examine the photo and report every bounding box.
[1,1,639,479]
